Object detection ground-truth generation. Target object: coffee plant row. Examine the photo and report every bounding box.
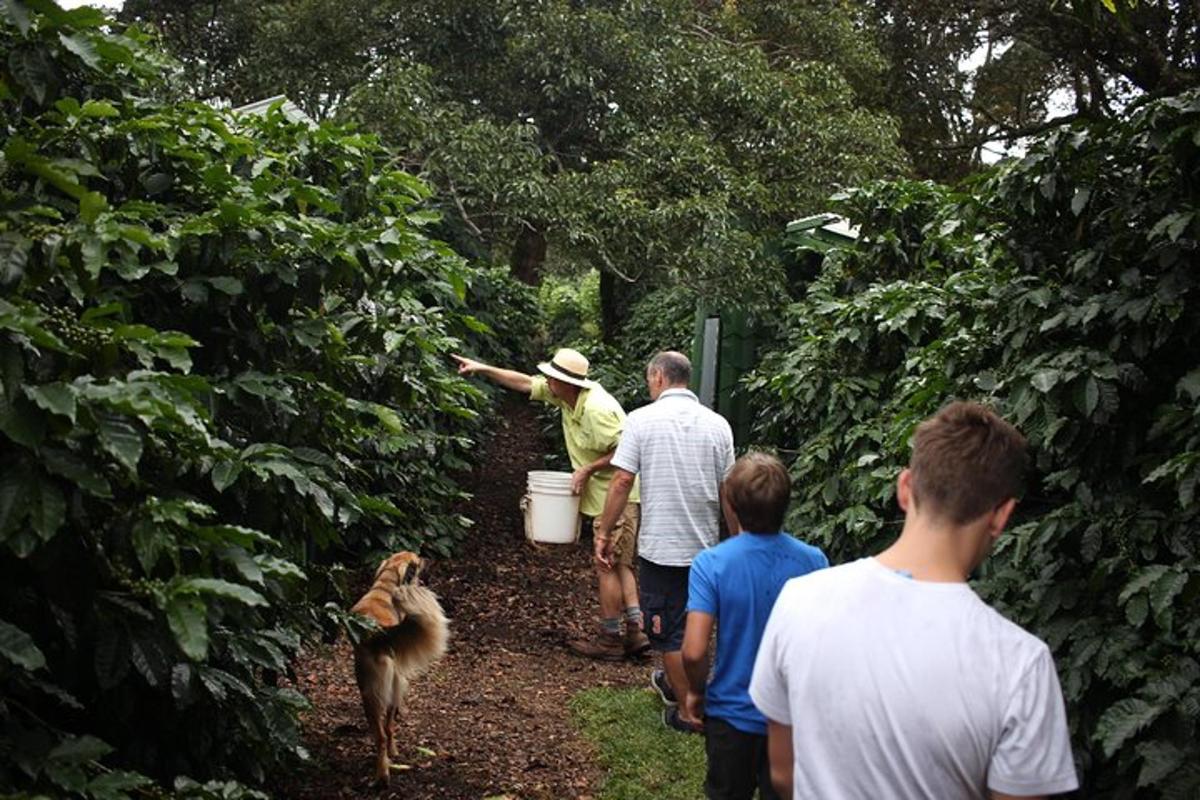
[0,2,535,797]
[747,91,1200,797]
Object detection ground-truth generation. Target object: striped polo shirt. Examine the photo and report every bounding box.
[611,387,735,566]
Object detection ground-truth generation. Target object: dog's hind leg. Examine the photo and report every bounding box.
[386,705,399,759]
[386,673,408,758]
[371,701,391,785]
[359,686,390,785]
[357,652,395,786]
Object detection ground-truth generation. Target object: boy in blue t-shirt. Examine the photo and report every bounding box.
[679,452,828,800]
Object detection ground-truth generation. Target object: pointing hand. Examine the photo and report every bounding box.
[452,354,484,375]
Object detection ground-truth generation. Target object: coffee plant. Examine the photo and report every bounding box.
[0,2,533,796]
[747,91,1200,797]
[584,285,697,410]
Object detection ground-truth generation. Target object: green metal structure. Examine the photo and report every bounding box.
[689,214,858,446]
[689,306,756,446]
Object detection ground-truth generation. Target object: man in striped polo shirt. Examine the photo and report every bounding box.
[596,351,735,732]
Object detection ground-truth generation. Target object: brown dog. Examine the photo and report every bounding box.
[350,552,449,785]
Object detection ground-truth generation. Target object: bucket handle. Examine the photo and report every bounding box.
[520,493,532,542]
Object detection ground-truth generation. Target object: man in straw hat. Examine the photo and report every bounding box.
[452,348,650,660]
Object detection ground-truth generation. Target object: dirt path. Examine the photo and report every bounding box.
[281,399,648,799]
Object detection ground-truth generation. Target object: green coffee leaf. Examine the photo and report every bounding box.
[166,595,208,661]
[211,460,242,492]
[0,618,46,670]
[40,446,110,497]
[1119,565,1171,605]
[30,476,66,541]
[57,32,101,69]
[3,0,31,33]
[80,98,118,118]
[177,577,267,607]
[0,232,31,286]
[1149,570,1188,628]
[1096,698,1165,758]
[1074,376,1100,418]
[8,47,56,106]
[97,414,143,472]
[24,382,77,423]
[48,734,113,764]
[0,388,45,448]
[131,519,170,574]
[222,546,264,585]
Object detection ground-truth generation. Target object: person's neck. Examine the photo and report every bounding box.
[874,516,975,583]
[562,387,582,409]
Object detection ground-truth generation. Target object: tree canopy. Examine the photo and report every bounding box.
[863,0,1200,179]
[122,0,906,327]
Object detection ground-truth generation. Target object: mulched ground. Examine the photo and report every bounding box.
[280,398,650,799]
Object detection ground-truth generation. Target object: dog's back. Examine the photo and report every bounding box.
[355,583,449,682]
[352,556,448,785]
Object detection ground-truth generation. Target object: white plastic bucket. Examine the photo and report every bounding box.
[527,470,573,488]
[523,471,580,544]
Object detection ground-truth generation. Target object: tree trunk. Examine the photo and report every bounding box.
[599,269,636,343]
[510,225,546,285]
[600,269,617,341]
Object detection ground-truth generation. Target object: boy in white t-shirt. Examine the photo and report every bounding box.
[749,401,1079,800]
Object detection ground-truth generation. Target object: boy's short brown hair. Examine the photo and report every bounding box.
[909,401,1028,524]
[724,452,791,533]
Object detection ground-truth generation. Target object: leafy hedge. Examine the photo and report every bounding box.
[0,3,532,796]
[539,270,602,347]
[747,91,1200,796]
[584,285,696,411]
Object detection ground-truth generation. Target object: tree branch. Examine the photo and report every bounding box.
[447,180,484,239]
[596,250,637,284]
[926,112,1087,153]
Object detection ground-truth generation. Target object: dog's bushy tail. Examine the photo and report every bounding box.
[384,584,449,676]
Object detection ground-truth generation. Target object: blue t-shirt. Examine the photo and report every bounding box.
[687,531,828,735]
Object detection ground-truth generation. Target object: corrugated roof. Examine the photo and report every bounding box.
[230,95,314,126]
[786,213,860,240]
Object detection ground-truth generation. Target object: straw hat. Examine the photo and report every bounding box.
[537,348,594,388]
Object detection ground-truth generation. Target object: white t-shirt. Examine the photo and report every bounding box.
[749,558,1078,799]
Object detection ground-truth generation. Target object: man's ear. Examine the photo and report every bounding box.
[721,491,741,535]
[989,497,1018,538]
[896,468,913,512]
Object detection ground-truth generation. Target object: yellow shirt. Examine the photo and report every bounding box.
[530,375,640,516]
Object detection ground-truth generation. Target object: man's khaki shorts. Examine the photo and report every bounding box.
[610,503,640,567]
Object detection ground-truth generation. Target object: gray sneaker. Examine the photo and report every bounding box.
[662,705,702,734]
[650,669,677,705]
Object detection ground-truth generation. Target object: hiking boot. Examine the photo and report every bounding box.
[662,705,703,734]
[650,669,677,705]
[624,624,651,659]
[567,630,625,661]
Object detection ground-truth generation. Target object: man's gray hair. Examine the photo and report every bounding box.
[648,351,691,386]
